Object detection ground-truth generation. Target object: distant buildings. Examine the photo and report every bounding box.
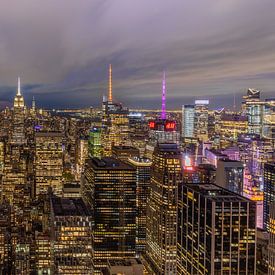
[88,127,102,158]
[177,184,256,274]
[216,159,244,195]
[194,100,209,142]
[35,132,63,196]
[101,65,130,156]
[182,104,195,138]
[11,78,25,145]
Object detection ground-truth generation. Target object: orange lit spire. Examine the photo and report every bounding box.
[108,64,112,102]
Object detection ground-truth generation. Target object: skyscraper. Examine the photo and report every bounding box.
[242,89,265,135]
[145,143,182,274]
[101,65,130,156]
[264,163,275,231]
[216,159,244,195]
[182,104,195,138]
[51,197,93,274]
[177,184,256,274]
[11,78,25,145]
[82,157,136,272]
[127,157,151,255]
[194,99,209,142]
[88,127,102,158]
[268,203,275,274]
[35,132,63,196]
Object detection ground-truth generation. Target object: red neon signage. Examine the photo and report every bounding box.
[149,121,156,129]
[165,121,176,131]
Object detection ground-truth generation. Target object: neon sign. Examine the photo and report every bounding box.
[149,121,156,129]
[165,121,176,131]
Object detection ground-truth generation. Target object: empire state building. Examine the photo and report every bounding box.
[11,77,25,144]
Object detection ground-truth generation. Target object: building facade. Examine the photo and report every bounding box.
[177,184,257,274]
[145,143,182,274]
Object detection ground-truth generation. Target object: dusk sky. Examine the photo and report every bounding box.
[0,0,275,109]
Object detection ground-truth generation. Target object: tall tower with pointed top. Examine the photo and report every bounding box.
[161,71,166,120]
[12,77,25,144]
[32,96,36,110]
[108,64,112,102]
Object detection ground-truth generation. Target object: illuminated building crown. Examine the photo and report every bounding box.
[14,77,24,108]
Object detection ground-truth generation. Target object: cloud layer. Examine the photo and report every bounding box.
[0,0,275,108]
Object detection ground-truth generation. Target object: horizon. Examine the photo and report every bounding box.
[0,0,275,108]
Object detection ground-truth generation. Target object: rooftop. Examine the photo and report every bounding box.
[87,157,135,170]
[51,197,91,216]
[35,132,63,137]
[185,184,252,203]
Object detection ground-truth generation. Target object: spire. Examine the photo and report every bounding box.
[17,77,21,96]
[108,64,112,102]
[32,96,36,110]
[161,71,166,120]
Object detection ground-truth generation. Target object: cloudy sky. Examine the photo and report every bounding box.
[0,0,275,109]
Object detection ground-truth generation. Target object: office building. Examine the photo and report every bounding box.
[263,98,275,140]
[242,89,265,135]
[220,113,248,140]
[35,132,63,196]
[145,143,182,274]
[88,127,102,158]
[51,197,93,274]
[11,78,25,145]
[216,159,244,195]
[128,157,151,255]
[182,105,195,138]
[112,145,140,161]
[101,65,130,156]
[194,99,209,142]
[268,203,275,274]
[177,184,256,274]
[75,137,88,180]
[263,163,275,231]
[106,259,144,275]
[82,157,136,272]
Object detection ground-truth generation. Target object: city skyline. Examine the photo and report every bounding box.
[0,0,275,108]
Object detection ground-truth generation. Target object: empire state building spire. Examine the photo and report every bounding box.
[108,64,112,102]
[17,77,21,96]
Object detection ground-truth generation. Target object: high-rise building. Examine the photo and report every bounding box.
[220,113,248,140]
[177,184,256,274]
[112,145,140,161]
[88,127,102,158]
[101,65,130,156]
[127,157,151,255]
[182,104,195,138]
[268,203,275,274]
[35,132,63,196]
[242,89,265,135]
[75,136,88,180]
[82,157,136,272]
[11,78,25,145]
[263,163,275,231]
[263,98,275,140]
[216,159,244,195]
[0,203,11,273]
[145,143,182,274]
[146,73,180,158]
[194,99,209,142]
[50,197,93,274]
